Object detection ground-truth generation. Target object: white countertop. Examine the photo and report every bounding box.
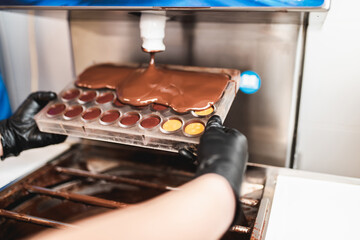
[0,143,71,190]
[265,175,360,240]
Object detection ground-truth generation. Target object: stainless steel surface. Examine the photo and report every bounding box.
[69,11,304,166]
[70,10,305,24]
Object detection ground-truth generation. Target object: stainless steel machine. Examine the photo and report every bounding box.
[67,9,316,167]
[0,2,330,168]
[4,2,360,240]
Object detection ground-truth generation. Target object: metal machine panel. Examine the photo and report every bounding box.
[70,11,304,166]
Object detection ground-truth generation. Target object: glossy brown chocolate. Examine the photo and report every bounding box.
[77,64,137,89]
[140,115,161,129]
[151,103,168,111]
[120,113,140,126]
[64,105,83,119]
[47,103,66,116]
[113,99,125,107]
[100,110,121,124]
[78,91,97,103]
[76,54,229,113]
[61,89,80,101]
[81,107,102,121]
[96,92,115,104]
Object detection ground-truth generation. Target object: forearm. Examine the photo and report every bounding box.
[34,173,236,240]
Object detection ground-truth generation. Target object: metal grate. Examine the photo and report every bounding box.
[0,142,265,239]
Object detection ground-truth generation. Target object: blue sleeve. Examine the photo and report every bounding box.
[0,75,12,120]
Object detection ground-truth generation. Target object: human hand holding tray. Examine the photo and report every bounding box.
[34,63,240,153]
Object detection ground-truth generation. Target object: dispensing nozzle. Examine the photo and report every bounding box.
[140,12,167,53]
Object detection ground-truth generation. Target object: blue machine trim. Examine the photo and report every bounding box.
[0,0,325,7]
[0,75,12,120]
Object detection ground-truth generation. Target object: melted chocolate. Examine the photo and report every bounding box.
[77,64,137,89]
[113,99,125,107]
[76,54,229,113]
[100,110,121,124]
[78,91,97,104]
[47,103,66,116]
[120,113,140,126]
[96,92,115,104]
[82,107,102,121]
[62,89,80,101]
[64,105,83,119]
[151,103,168,111]
[140,115,161,129]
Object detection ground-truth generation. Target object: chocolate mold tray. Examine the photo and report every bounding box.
[35,64,240,153]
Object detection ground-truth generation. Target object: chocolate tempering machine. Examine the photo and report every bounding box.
[1,1,360,240]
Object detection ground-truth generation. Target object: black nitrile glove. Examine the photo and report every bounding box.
[0,91,67,160]
[180,115,248,225]
[196,115,248,199]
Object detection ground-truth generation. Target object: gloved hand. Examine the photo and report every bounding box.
[196,115,248,199]
[0,91,67,160]
[179,115,248,224]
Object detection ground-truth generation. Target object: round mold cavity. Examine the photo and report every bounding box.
[169,108,190,116]
[132,105,147,110]
[46,103,66,117]
[99,109,121,125]
[113,99,126,108]
[139,114,161,129]
[191,106,215,118]
[78,91,97,104]
[151,103,168,111]
[61,88,81,102]
[119,112,141,128]
[81,107,102,122]
[183,120,205,137]
[96,92,115,105]
[160,117,183,134]
[63,105,84,120]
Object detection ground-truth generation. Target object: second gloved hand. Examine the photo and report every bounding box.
[0,91,67,159]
